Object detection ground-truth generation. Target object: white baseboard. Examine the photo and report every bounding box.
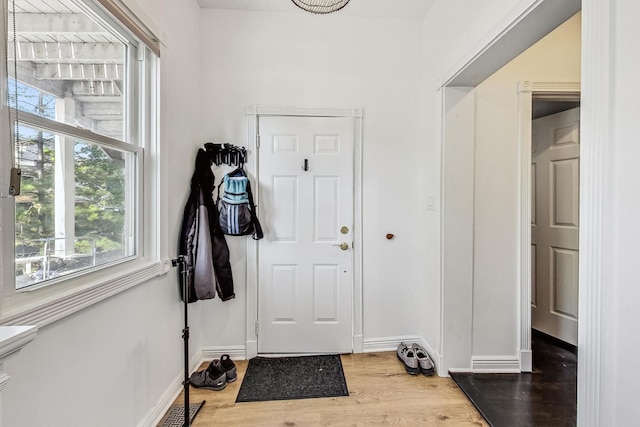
[520,349,532,372]
[245,339,257,359]
[353,334,364,353]
[448,368,473,374]
[201,345,246,361]
[471,355,521,373]
[363,335,422,353]
[137,349,203,427]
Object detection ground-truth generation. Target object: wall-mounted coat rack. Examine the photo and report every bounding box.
[204,142,247,167]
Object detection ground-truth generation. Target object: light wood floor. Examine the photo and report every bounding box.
[165,352,487,426]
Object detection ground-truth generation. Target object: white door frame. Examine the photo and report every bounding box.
[244,105,364,358]
[440,0,607,424]
[517,81,581,372]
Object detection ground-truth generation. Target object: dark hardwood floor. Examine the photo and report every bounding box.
[450,330,577,427]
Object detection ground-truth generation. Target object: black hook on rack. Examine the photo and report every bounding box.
[204,142,247,167]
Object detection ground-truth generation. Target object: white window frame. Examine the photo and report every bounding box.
[0,0,167,327]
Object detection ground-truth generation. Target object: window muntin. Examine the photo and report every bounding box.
[4,0,153,291]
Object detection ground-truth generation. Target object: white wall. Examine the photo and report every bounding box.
[421,0,541,368]
[473,14,581,357]
[197,9,430,348]
[2,1,204,426]
[422,0,532,82]
[604,0,640,423]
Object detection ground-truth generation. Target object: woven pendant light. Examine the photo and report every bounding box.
[291,0,351,14]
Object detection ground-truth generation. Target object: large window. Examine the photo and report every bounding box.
[2,0,157,294]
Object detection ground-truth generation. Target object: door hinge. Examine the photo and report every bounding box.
[255,321,259,336]
[256,134,261,149]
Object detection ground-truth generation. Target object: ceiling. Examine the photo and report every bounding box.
[196,0,435,20]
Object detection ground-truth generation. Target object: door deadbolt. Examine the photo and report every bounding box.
[340,226,349,234]
[333,242,349,250]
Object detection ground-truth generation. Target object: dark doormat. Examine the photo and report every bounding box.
[236,354,349,403]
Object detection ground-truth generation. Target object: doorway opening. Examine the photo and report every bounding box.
[517,82,580,372]
[530,95,581,347]
[529,93,580,423]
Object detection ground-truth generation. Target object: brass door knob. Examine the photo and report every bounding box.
[333,242,349,250]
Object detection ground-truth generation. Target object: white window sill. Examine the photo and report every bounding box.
[0,325,38,392]
[0,325,38,361]
[0,259,171,328]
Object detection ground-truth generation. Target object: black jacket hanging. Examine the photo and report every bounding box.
[178,149,235,302]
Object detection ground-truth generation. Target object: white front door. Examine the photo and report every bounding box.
[257,116,354,354]
[531,107,580,345]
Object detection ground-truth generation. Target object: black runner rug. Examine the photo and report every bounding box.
[236,354,349,403]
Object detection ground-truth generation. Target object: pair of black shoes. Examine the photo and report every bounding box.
[190,354,237,391]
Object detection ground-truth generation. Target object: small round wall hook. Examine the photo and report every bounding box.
[386,233,395,240]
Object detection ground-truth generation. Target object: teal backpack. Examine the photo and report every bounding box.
[217,168,263,239]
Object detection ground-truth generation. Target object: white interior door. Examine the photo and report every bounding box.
[531,107,580,345]
[257,116,354,354]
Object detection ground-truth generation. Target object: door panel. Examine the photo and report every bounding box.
[551,247,579,319]
[313,265,339,322]
[258,116,354,354]
[531,244,537,306]
[272,265,296,321]
[272,176,298,241]
[531,164,537,225]
[315,177,340,241]
[552,158,579,227]
[531,107,580,345]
